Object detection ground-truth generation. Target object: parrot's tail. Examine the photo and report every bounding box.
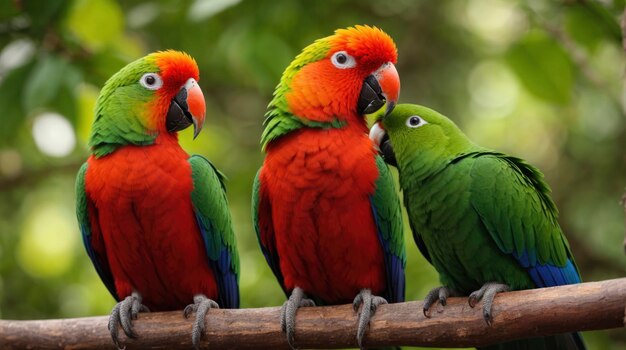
[477,332,586,350]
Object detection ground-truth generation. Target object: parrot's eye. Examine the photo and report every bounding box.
[139,73,163,90]
[331,51,356,69]
[406,115,427,128]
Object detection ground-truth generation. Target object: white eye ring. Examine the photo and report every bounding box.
[331,51,356,69]
[406,115,427,128]
[139,73,163,90]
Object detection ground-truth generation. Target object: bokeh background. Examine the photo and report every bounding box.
[0,0,625,349]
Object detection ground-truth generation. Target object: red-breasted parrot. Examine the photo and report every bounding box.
[75,50,239,349]
[370,104,586,350]
[252,26,405,349]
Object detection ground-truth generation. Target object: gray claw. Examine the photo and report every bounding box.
[353,289,387,350]
[108,292,147,350]
[423,286,456,318]
[467,282,510,325]
[280,287,315,350]
[184,294,219,349]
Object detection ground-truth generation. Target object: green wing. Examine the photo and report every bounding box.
[370,156,406,302]
[252,168,289,296]
[76,162,118,300]
[469,153,581,287]
[189,155,240,308]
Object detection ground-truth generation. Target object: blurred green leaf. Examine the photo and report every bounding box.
[23,55,66,113]
[0,1,20,22]
[565,5,617,52]
[82,51,129,87]
[576,1,622,43]
[0,60,34,144]
[64,0,124,50]
[22,54,81,120]
[52,84,79,123]
[21,0,68,35]
[505,30,573,104]
[245,31,293,90]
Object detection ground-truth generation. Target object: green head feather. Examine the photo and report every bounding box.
[381,104,482,183]
[89,54,161,158]
[261,35,342,150]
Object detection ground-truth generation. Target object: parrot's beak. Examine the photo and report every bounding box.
[357,62,400,117]
[369,121,397,167]
[166,78,206,139]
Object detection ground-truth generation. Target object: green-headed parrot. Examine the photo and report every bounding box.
[370,104,585,350]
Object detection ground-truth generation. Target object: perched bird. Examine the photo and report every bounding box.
[370,104,586,350]
[75,50,239,349]
[252,25,405,349]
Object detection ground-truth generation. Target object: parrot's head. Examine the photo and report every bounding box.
[369,104,475,175]
[262,25,400,149]
[89,50,206,157]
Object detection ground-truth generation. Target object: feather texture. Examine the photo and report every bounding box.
[76,51,238,311]
[189,155,240,308]
[383,104,585,350]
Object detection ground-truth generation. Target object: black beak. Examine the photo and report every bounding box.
[166,87,194,135]
[357,75,386,116]
[379,133,397,167]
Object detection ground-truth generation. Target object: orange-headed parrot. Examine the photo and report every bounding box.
[253,26,405,349]
[75,51,239,349]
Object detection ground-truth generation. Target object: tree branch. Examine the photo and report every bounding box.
[0,279,624,349]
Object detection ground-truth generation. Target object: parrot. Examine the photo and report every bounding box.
[252,25,405,349]
[75,50,239,349]
[369,103,586,350]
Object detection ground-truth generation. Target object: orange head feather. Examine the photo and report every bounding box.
[89,50,206,157]
[262,25,400,148]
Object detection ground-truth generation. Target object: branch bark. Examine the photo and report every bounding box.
[0,278,625,349]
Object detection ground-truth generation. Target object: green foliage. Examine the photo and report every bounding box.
[0,61,33,141]
[65,0,125,50]
[24,54,81,121]
[565,5,618,51]
[505,30,574,104]
[0,1,625,349]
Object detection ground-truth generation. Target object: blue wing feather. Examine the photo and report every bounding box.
[370,156,406,303]
[194,215,240,308]
[514,250,580,287]
[189,155,240,309]
[370,202,405,303]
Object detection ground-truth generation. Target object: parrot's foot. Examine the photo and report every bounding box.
[423,286,458,318]
[468,282,510,325]
[280,287,315,350]
[108,292,149,350]
[353,289,387,350]
[183,294,219,349]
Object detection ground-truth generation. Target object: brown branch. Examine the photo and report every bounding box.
[0,279,625,349]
